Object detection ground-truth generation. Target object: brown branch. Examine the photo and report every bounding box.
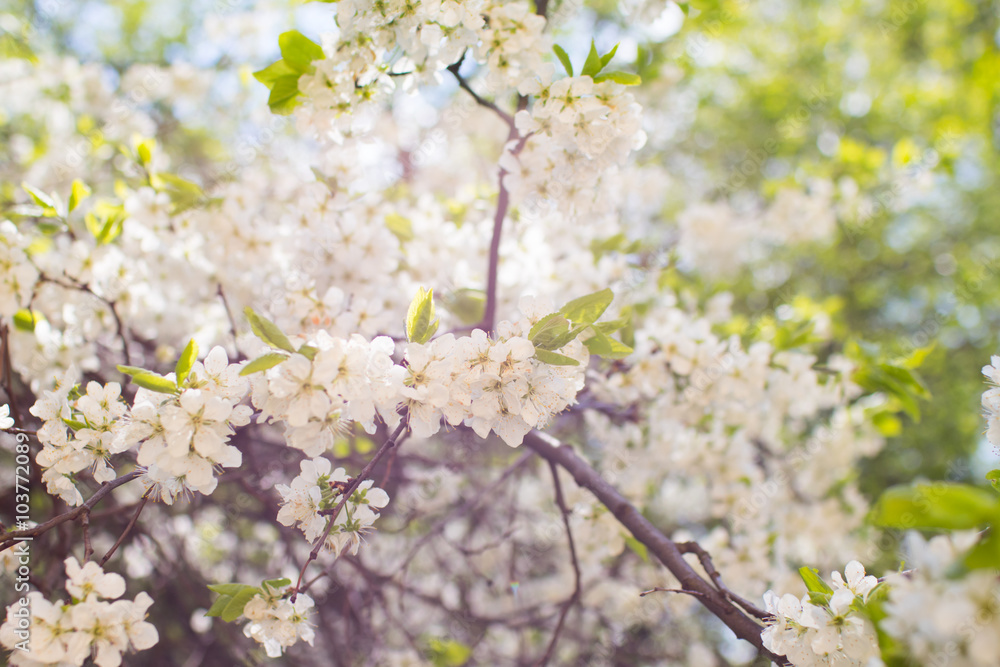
[676,540,771,621]
[640,587,708,599]
[100,490,151,566]
[1,324,24,426]
[39,273,131,365]
[398,451,533,571]
[82,511,93,561]
[217,283,240,351]
[292,420,408,601]
[534,461,582,666]
[521,430,789,665]
[0,470,143,553]
[447,60,515,131]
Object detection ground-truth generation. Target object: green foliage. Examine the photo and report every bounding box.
[206,583,261,622]
[405,287,440,344]
[240,352,290,376]
[799,566,834,606]
[425,638,472,667]
[871,482,1000,570]
[174,339,199,385]
[245,307,296,353]
[12,309,40,333]
[117,365,179,395]
[385,212,414,242]
[253,30,325,115]
[553,39,641,86]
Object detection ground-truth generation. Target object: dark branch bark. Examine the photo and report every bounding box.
[522,430,789,665]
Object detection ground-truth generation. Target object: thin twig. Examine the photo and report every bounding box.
[640,587,709,599]
[677,540,771,621]
[447,61,515,130]
[292,421,408,601]
[100,490,151,566]
[398,451,533,570]
[0,470,143,553]
[82,512,93,561]
[217,283,239,351]
[39,274,131,365]
[534,461,582,666]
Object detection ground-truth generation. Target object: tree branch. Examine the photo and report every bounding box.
[521,430,789,665]
[292,420,408,601]
[534,460,582,666]
[0,470,144,553]
[100,489,151,566]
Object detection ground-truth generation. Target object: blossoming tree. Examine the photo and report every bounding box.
[0,0,997,665]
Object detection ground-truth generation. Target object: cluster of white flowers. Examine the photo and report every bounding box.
[128,348,252,502]
[880,531,1000,666]
[0,557,157,666]
[28,347,251,506]
[297,0,548,141]
[675,183,837,281]
[276,456,390,557]
[761,561,881,666]
[30,373,129,506]
[250,302,587,448]
[0,221,37,319]
[511,66,645,185]
[241,586,315,658]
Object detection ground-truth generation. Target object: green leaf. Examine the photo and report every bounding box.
[624,535,649,563]
[599,43,619,70]
[442,289,485,326]
[206,583,262,622]
[870,483,1000,531]
[528,313,571,350]
[559,288,614,325]
[580,40,603,78]
[897,343,936,369]
[278,31,324,74]
[175,339,199,385]
[261,577,291,592]
[405,287,439,345]
[267,75,304,115]
[12,309,39,333]
[152,173,206,214]
[68,180,91,213]
[207,583,256,596]
[136,138,155,166]
[583,330,632,359]
[965,531,1000,569]
[61,417,87,432]
[426,638,472,667]
[130,372,179,395]
[298,345,318,361]
[799,566,834,595]
[552,44,573,76]
[534,348,580,366]
[222,587,260,622]
[385,213,414,243]
[239,352,290,376]
[84,201,127,244]
[244,308,296,353]
[205,594,230,618]
[22,182,58,217]
[987,469,1000,493]
[253,59,298,87]
[593,71,641,86]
